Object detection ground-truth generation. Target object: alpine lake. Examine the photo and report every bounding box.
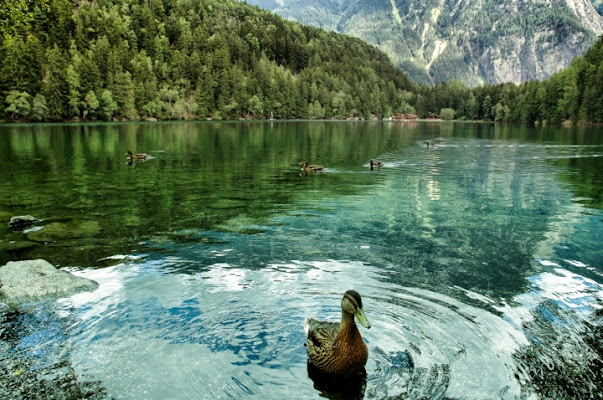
[0,120,601,400]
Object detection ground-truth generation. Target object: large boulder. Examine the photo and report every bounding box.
[0,259,98,306]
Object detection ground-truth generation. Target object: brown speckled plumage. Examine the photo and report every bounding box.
[299,160,325,171]
[305,290,371,377]
[127,150,148,161]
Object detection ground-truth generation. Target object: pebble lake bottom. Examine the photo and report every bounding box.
[0,121,601,399]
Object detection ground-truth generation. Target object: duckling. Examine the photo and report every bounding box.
[127,150,148,161]
[370,160,383,169]
[305,290,371,377]
[299,160,325,172]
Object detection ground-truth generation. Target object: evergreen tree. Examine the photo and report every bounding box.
[43,45,68,120]
[66,64,82,118]
[481,95,492,121]
[110,70,137,120]
[465,92,478,120]
[0,37,44,95]
[579,64,600,123]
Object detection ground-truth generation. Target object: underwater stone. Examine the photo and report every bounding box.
[26,220,101,242]
[8,215,41,231]
[0,259,98,306]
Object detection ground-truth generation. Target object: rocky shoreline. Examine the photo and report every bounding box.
[0,311,109,400]
[0,258,108,399]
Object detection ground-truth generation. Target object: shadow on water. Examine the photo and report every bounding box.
[307,363,367,400]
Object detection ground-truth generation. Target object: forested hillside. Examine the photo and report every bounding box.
[1,0,602,124]
[0,0,416,122]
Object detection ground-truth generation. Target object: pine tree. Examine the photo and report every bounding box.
[110,70,137,120]
[43,45,68,120]
[66,64,81,119]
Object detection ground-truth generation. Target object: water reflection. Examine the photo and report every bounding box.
[0,121,417,266]
[307,362,367,400]
[53,257,599,399]
[1,121,602,399]
[1,122,601,268]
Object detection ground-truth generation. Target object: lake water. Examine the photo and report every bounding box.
[0,121,601,399]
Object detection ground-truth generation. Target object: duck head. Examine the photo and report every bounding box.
[342,290,371,328]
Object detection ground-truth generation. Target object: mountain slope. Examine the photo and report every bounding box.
[592,0,603,15]
[0,0,418,121]
[245,0,603,86]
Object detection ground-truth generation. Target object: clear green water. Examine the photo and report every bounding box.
[0,121,601,399]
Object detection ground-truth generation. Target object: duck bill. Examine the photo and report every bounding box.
[355,308,371,329]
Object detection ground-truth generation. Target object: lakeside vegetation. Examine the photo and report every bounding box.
[1,0,602,124]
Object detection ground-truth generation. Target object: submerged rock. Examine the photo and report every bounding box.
[0,259,98,306]
[8,216,41,232]
[26,220,101,242]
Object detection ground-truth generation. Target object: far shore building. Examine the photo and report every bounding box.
[392,113,418,121]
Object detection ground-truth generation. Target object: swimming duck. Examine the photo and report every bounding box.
[370,160,383,169]
[299,160,325,172]
[127,150,148,161]
[424,141,435,148]
[305,290,371,377]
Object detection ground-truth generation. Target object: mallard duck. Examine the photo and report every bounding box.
[370,160,383,169]
[424,141,435,148]
[305,290,371,377]
[299,160,325,172]
[127,150,148,161]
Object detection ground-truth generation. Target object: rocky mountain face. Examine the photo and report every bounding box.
[245,0,603,86]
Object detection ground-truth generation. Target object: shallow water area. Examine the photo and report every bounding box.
[1,121,602,399]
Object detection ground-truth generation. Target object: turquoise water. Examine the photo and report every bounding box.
[0,121,602,399]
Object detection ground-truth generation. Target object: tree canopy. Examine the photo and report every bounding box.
[0,0,601,124]
[0,0,417,121]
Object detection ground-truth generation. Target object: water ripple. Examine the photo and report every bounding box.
[45,258,601,399]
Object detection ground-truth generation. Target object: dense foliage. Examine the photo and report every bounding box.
[0,0,416,121]
[1,0,601,124]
